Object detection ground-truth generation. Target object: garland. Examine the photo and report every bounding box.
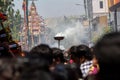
[0,12,7,22]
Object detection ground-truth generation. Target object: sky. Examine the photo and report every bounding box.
[14,0,85,18]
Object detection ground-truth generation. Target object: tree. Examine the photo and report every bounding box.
[12,10,21,40]
[0,0,14,14]
[92,26,112,43]
[0,0,22,41]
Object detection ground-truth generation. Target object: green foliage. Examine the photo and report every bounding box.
[0,0,14,13]
[12,10,21,40]
[92,26,112,43]
[103,26,112,33]
[0,0,22,41]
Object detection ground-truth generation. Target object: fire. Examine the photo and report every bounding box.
[21,52,25,57]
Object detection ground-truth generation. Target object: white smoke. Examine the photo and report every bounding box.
[51,43,65,50]
[63,20,86,42]
[45,16,90,49]
[55,32,65,37]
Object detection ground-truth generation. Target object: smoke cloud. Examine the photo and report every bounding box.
[45,16,90,49]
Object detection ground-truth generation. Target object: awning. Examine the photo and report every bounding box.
[109,2,120,11]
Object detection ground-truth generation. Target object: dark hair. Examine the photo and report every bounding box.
[76,45,93,60]
[69,46,78,60]
[66,68,79,80]
[0,44,13,58]
[94,32,120,80]
[65,63,82,80]
[23,58,50,72]
[52,64,68,80]
[29,44,53,64]
[52,47,65,63]
[20,70,53,80]
[69,46,77,55]
[52,64,79,80]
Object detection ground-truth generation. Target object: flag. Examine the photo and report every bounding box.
[22,0,26,23]
[0,12,7,22]
[22,0,26,12]
[22,0,28,26]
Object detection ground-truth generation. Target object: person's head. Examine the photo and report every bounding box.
[94,32,120,80]
[69,46,78,63]
[76,45,93,63]
[29,44,53,65]
[52,47,65,64]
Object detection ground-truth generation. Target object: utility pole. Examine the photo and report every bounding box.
[75,0,93,45]
[26,0,38,50]
[114,9,118,32]
[84,0,93,44]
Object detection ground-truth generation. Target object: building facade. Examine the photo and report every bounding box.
[84,0,93,43]
[91,0,109,31]
[84,0,109,43]
[109,0,120,31]
[84,0,93,20]
[92,0,109,18]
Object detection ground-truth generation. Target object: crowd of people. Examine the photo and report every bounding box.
[0,32,120,80]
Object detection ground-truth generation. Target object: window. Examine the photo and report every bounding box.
[100,1,103,8]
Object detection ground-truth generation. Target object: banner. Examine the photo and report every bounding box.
[22,0,28,26]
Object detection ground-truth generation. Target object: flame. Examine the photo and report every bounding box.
[21,52,25,57]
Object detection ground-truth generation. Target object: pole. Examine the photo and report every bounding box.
[89,19,92,43]
[26,0,29,27]
[58,40,60,49]
[86,0,92,43]
[84,0,87,17]
[26,0,30,50]
[114,9,117,32]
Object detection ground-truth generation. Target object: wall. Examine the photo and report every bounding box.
[92,0,109,18]
[109,0,120,31]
